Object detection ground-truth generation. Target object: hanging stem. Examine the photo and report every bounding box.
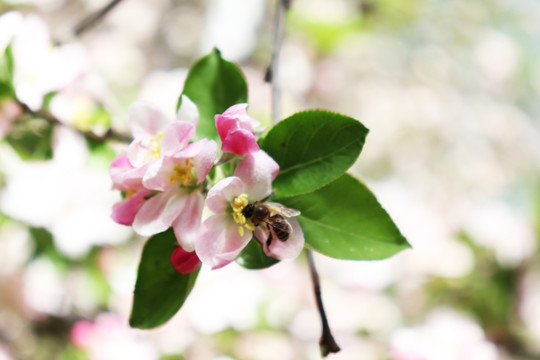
[306,250,341,357]
[265,0,340,355]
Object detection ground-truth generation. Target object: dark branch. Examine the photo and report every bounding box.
[265,0,291,124]
[306,250,341,357]
[19,103,132,143]
[74,0,126,37]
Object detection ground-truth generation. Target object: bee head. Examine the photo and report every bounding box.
[242,203,254,218]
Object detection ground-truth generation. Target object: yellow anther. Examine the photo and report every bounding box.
[148,132,163,159]
[168,158,196,186]
[245,223,255,231]
[125,188,137,198]
[232,193,251,236]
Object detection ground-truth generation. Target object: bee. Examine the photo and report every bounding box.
[242,202,300,246]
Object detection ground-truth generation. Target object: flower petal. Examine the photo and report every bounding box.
[170,246,201,274]
[205,176,244,214]
[161,121,196,156]
[261,217,304,260]
[128,101,170,140]
[109,153,146,191]
[111,189,151,226]
[221,129,260,155]
[172,191,204,251]
[183,139,218,184]
[141,156,171,191]
[176,95,199,126]
[195,213,252,269]
[132,188,188,236]
[234,150,279,200]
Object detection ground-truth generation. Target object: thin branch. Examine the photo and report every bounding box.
[74,0,126,37]
[19,103,132,143]
[265,0,291,124]
[307,250,341,357]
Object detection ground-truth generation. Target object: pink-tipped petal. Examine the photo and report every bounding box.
[133,188,188,236]
[234,150,279,200]
[128,101,170,139]
[111,189,151,225]
[221,129,260,155]
[176,95,199,126]
[195,214,252,269]
[205,176,243,214]
[222,103,260,129]
[262,217,304,260]
[215,115,238,140]
[192,140,218,184]
[161,121,196,156]
[172,192,204,251]
[110,153,147,191]
[170,246,201,274]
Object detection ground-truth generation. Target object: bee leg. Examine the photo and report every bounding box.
[266,231,273,248]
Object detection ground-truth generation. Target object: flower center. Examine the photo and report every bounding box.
[148,132,163,159]
[169,158,196,187]
[231,193,255,236]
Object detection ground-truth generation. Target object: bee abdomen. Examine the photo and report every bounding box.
[269,215,291,241]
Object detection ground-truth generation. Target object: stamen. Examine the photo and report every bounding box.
[169,158,196,186]
[232,193,251,236]
[148,132,163,159]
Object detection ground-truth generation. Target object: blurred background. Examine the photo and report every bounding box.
[1,0,540,359]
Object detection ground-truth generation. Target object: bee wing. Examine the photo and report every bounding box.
[266,202,301,217]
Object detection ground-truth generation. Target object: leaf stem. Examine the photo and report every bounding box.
[266,0,291,124]
[306,250,341,357]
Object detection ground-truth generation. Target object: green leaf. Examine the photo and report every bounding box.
[280,174,410,260]
[235,239,279,269]
[0,43,15,98]
[179,48,248,141]
[130,229,199,329]
[259,110,369,199]
[5,118,54,160]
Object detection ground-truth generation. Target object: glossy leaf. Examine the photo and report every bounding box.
[179,48,248,141]
[260,111,369,199]
[280,174,410,260]
[130,229,199,329]
[236,239,279,269]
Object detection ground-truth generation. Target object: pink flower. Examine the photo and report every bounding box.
[171,246,201,274]
[126,95,198,168]
[215,103,260,155]
[109,153,151,226]
[195,151,304,269]
[132,136,217,251]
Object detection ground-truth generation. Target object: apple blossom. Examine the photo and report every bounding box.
[215,103,260,155]
[126,95,199,168]
[195,151,304,269]
[133,137,217,251]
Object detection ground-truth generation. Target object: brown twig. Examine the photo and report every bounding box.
[20,103,132,143]
[74,0,126,37]
[306,250,341,357]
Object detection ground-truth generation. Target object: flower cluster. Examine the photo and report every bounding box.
[110,97,304,272]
